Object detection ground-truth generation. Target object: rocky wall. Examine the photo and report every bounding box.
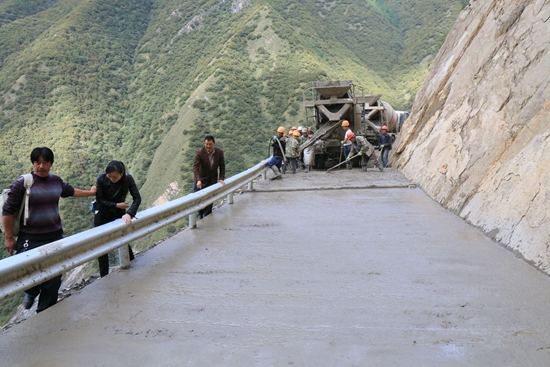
[394,0,550,272]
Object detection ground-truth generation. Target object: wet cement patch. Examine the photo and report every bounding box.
[2,171,550,366]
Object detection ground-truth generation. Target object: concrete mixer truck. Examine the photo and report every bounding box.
[299,80,405,168]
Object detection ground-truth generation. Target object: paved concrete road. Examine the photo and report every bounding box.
[2,169,550,366]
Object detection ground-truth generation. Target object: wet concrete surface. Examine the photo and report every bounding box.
[2,168,550,366]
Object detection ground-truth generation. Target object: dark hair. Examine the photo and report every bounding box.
[106,160,129,198]
[204,135,215,143]
[30,147,54,164]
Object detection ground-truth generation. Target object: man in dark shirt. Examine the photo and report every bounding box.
[193,135,225,219]
[2,147,96,312]
[378,125,392,168]
[268,126,286,180]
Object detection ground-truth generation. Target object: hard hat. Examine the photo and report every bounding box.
[297,126,303,131]
[291,126,297,130]
[293,130,301,137]
[341,120,350,127]
[381,125,388,130]
[277,126,285,133]
[348,132,355,139]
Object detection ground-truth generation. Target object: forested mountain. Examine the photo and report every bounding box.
[0,0,465,257]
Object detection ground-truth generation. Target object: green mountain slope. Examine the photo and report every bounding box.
[0,0,463,255]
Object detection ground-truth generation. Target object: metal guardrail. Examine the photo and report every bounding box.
[0,159,269,301]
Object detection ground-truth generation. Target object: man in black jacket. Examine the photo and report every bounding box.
[193,135,225,219]
[268,126,286,180]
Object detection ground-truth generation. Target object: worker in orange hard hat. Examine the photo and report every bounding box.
[283,129,301,174]
[347,133,384,172]
[378,125,392,168]
[285,126,296,138]
[268,127,286,179]
[341,120,354,170]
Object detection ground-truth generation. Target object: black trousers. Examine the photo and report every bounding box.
[194,179,214,219]
[97,245,134,277]
[16,234,63,313]
[95,209,134,277]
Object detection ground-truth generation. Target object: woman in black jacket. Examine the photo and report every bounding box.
[94,160,141,277]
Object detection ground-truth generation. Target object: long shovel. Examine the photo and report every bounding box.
[326,153,361,173]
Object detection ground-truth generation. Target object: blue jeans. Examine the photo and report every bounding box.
[343,145,351,166]
[381,148,390,167]
[288,158,298,172]
[268,156,283,170]
[282,158,297,173]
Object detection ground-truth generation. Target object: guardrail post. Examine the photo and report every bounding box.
[262,170,267,180]
[189,212,198,229]
[118,245,131,270]
[248,181,253,190]
[227,193,234,204]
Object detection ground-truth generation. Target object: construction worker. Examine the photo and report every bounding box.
[298,126,307,143]
[284,130,301,174]
[268,126,286,179]
[347,132,384,172]
[341,120,354,169]
[303,131,315,172]
[286,126,297,138]
[282,126,297,172]
[378,125,392,167]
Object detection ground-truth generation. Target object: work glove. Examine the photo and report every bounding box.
[358,152,362,156]
[341,140,344,144]
[380,144,385,150]
[345,156,350,161]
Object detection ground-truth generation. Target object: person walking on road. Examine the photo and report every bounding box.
[341,120,354,170]
[2,147,97,313]
[94,160,141,277]
[378,125,392,168]
[193,135,226,219]
[347,133,384,172]
[268,126,286,180]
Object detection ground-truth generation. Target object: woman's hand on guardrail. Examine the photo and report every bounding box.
[122,214,132,225]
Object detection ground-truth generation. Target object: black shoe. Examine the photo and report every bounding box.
[23,294,36,309]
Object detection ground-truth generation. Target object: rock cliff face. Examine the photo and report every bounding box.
[395,0,550,272]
